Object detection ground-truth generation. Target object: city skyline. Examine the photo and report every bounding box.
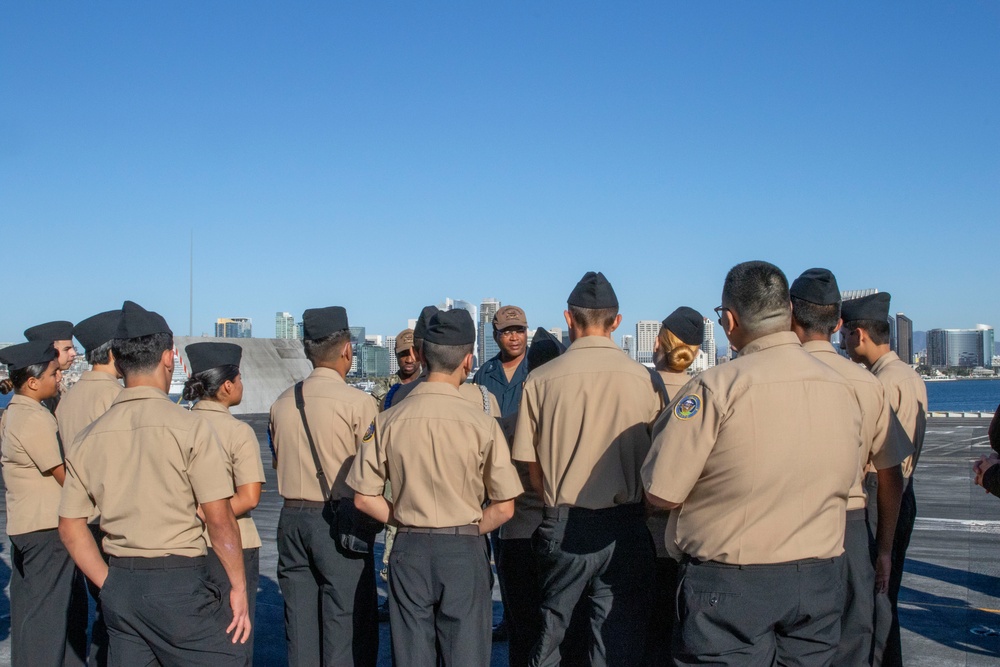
[2,5,996,343]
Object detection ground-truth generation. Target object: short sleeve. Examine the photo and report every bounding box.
[484,419,524,501]
[353,395,379,450]
[21,411,64,474]
[231,421,266,487]
[511,382,538,463]
[59,458,95,519]
[346,416,387,496]
[641,382,720,504]
[187,418,236,504]
[870,402,913,471]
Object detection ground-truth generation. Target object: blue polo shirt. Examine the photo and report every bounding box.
[472,354,528,417]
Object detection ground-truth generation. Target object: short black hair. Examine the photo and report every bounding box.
[790,297,841,337]
[183,364,240,401]
[844,319,891,346]
[303,330,351,365]
[422,341,472,374]
[567,305,617,330]
[0,361,52,394]
[722,261,791,337]
[86,340,114,366]
[112,333,174,376]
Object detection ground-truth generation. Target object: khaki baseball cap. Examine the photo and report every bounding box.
[493,306,527,330]
[395,329,415,354]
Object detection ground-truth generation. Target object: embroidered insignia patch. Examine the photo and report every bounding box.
[675,395,701,420]
[362,421,375,442]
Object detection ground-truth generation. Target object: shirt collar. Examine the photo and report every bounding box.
[736,331,803,357]
[871,350,900,374]
[566,336,621,352]
[308,366,346,383]
[112,385,172,405]
[801,339,838,355]
[80,369,121,383]
[411,382,463,397]
[191,400,229,414]
[9,394,48,412]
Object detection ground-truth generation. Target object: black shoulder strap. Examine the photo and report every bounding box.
[294,381,331,501]
[647,367,670,407]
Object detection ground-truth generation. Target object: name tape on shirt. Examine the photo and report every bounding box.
[675,395,701,420]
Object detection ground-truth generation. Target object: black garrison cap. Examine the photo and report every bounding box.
[527,327,566,372]
[841,292,891,323]
[186,342,243,375]
[73,310,122,354]
[423,309,476,346]
[24,321,73,342]
[412,305,440,341]
[115,301,172,339]
[0,341,58,371]
[567,271,619,310]
[662,307,705,346]
[790,268,841,306]
[302,307,349,341]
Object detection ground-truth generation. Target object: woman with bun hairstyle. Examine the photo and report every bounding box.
[1,341,87,666]
[183,341,265,663]
[646,306,704,666]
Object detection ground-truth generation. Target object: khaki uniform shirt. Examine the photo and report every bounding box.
[650,370,693,559]
[348,382,523,528]
[804,341,913,511]
[642,332,861,564]
[512,336,663,510]
[391,372,501,415]
[60,386,234,558]
[1,395,65,535]
[871,351,928,479]
[193,401,267,549]
[57,370,123,456]
[270,367,378,502]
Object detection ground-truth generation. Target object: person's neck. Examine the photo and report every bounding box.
[500,352,524,367]
[863,345,892,370]
[124,372,168,392]
[91,363,119,377]
[570,327,612,341]
[313,360,346,378]
[427,370,463,388]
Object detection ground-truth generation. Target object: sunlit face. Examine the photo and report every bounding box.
[842,326,862,362]
[36,360,62,399]
[396,348,417,378]
[229,373,244,406]
[496,326,528,359]
[54,340,77,371]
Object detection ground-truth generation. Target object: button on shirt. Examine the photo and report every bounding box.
[871,351,928,479]
[193,400,267,549]
[1,395,65,535]
[803,341,913,511]
[642,332,861,564]
[56,370,123,456]
[59,386,234,558]
[472,354,528,417]
[512,336,663,510]
[270,367,378,502]
[348,382,523,528]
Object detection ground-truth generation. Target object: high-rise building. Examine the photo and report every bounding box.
[296,322,305,340]
[357,343,390,378]
[927,326,995,369]
[349,327,366,344]
[386,336,398,375]
[621,334,635,360]
[841,289,879,301]
[275,312,298,339]
[215,317,252,338]
[479,298,501,365]
[701,318,716,369]
[896,313,914,365]
[635,320,659,366]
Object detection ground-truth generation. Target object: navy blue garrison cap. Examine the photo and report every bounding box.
[424,309,476,346]
[790,268,841,306]
[115,301,172,339]
[412,305,440,341]
[24,321,73,342]
[0,341,58,371]
[662,307,705,345]
[73,310,122,354]
[841,292,891,323]
[301,307,349,341]
[567,271,619,310]
[527,327,565,372]
[186,342,243,375]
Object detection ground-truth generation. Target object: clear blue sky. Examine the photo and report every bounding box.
[2,2,997,345]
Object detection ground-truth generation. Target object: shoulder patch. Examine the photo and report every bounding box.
[362,420,375,442]
[674,395,702,420]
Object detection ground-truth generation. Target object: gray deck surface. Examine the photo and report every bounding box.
[0,415,997,665]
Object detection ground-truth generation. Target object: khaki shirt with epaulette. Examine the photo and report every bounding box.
[871,351,928,480]
[1,395,65,535]
[804,341,913,511]
[57,370,123,456]
[59,386,234,558]
[193,401,266,549]
[650,370,693,559]
[512,336,663,510]
[348,382,523,528]
[642,332,861,565]
[270,367,378,502]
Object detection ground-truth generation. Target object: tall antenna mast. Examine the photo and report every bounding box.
[189,230,194,336]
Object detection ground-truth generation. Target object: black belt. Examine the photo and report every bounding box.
[397,525,480,536]
[109,555,205,570]
[847,509,866,521]
[542,502,644,520]
[682,556,837,570]
[283,499,327,509]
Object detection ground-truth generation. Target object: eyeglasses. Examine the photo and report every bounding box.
[498,327,527,338]
[713,306,730,326]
